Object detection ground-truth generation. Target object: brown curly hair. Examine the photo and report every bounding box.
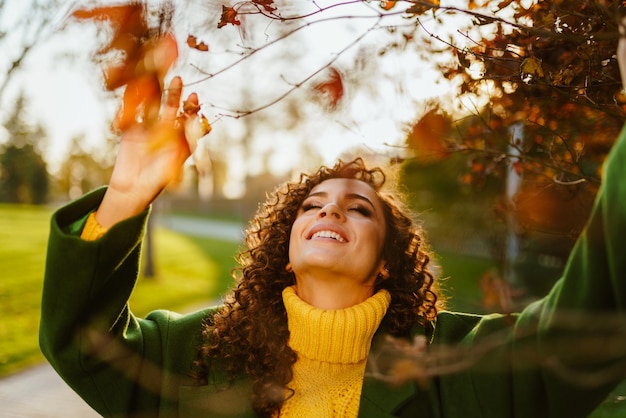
[192,158,440,417]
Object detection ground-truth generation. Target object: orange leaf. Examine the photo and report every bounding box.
[200,115,212,136]
[73,3,148,90]
[187,34,209,51]
[313,67,344,110]
[407,109,451,160]
[406,0,440,15]
[379,1,397,11]
[71,4,144,27]
[218,6,240,29]
[73,2,181,133]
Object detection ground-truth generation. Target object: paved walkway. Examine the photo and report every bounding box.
[157,215,244,242]
[0,216,242,417]
[0,364,100,417]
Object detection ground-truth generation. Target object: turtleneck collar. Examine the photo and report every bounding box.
[282,286,391,364]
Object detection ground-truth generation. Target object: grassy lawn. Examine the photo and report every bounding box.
[0,204,239,378]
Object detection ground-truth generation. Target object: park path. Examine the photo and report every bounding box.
[0,215,242,417]
[0,363,101,417]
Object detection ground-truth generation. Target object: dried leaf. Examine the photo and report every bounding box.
[407,109,451,160]
[406,0,440,15]
[252,0,276,13]
[73,2,179,132]
[496,0,514,11]
[187,34,209,52]
[521,57,545,78]
[73,4,148,90]
[218,5,240,29]
[379,1,397,11]
[313,67,344,110]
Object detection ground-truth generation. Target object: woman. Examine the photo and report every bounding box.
[40,55,626,418]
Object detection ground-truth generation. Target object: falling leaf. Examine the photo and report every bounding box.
[187,34,209,51]
[313,67,344,110]
[72,4,148,91]
[218,5,240,29]
[407,109,451,160]
[71,2,179,132]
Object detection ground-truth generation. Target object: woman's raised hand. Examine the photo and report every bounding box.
[95,76,200,229]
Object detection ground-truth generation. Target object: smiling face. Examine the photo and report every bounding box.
[288,178,388,289]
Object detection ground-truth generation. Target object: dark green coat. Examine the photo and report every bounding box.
[40,125,626,417]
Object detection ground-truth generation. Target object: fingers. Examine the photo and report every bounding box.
[162,76,183,122]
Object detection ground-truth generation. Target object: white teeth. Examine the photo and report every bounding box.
[312,230,346,242]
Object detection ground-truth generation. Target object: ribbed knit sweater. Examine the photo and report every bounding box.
[280,285,391,417]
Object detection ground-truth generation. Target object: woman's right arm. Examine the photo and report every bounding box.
[39,77,204,416]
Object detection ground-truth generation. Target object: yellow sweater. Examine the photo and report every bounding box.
[280,286,391,417]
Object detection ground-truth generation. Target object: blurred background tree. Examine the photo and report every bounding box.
[0,94,49,204]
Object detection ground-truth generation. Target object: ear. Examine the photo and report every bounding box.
[378,262,390,280]
[285,262,293,273]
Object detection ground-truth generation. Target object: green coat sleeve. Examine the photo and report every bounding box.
[39,188,210,418]
[430,124,626,418]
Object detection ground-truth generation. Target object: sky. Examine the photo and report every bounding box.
[0,0,461,197]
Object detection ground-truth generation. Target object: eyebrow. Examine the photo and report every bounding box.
[306,191,377,210]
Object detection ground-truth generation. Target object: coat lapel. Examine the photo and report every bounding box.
[358,328,420,417]
[359,375,416,417]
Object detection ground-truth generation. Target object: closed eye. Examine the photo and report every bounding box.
[349,205,372,216]
[302,202,322,211]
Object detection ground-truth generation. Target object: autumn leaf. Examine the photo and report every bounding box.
[218,5,240,29]
[407,109,451,161]
[72,3,148,90]
[71,3,179,132]
[496,0,514,11]
[406,0,440,15]
[379,1,397,11]
[520,56,545,78]
[187,34,209,51]
[252,0,276,13]
[313,67,344,110]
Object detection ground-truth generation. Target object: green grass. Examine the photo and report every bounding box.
[0,204,240,378]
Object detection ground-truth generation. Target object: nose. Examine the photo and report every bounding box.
[318,202,344,220]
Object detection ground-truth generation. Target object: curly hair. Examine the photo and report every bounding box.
[192,158,440,417]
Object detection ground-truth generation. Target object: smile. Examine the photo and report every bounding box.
[311,230,347,242]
